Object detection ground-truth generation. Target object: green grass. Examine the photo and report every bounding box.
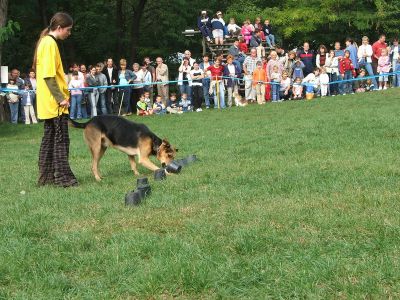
[1,91,400,299]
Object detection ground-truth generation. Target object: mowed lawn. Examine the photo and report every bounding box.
[1,90,400,299]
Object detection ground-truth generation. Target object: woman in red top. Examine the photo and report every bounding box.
[207,59,225,108]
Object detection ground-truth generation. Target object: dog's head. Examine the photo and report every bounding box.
[158,139,178,167]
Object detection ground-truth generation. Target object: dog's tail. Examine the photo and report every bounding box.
[68,117,91,129]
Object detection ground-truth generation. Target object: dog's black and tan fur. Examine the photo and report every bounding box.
[69,115,177,181]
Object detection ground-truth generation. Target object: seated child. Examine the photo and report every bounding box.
[354,69,372,93]
[136,94,153,115]
[167,93,183,114]
[292,77,303,99]
[143,91,152,107]
[227,18,241,37]
[152,95,167,115]
[179,93,192,112]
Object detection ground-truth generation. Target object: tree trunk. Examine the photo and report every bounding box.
[0,0,8,67]
[130,0,147,62]
[37,0,47,27]
[115,0,123,59]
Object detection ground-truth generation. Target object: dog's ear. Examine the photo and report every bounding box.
[162,139,170,148]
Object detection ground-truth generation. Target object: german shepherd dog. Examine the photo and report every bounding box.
[69,115,177,181]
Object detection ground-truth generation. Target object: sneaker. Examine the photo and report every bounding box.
[383,86,388,90]
[196,108,202,112]
[206,106,210,109]
[378,86,382,90]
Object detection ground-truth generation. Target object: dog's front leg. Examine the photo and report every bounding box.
[128,155,140,176]
[138,157,160,172]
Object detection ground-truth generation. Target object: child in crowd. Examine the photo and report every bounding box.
[21,84,38,124]
[270,65,282,102]
[179,93,193,112]
[143,91,152,107]
[252,61,266,104]
[292,77,303,99]
[153,95,167,114]
[256,43,265,59]
[302,67,321,95]
[238,36,248,53]
[227,18,241,37]
[167,93,183,114]
[68,70,84,119]
[190,62,204,112]
[136,94,153,116]
[354,69,372,93]
[241,20,253,45]
[6,79,20,124]
[291,58,305,80]
[377,48,391,90]
[325,49,339,95]
[285,51,296,77]
[279,71,291,100]
[319,67,330,97]
[339,50,356,94]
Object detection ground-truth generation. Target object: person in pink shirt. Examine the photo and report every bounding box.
[377,48,391,90]
[241,20,253,45]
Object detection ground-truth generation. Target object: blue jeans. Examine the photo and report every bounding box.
[70,94,83,119]
[179,84,192,102]
[121,88,131,115]
[202,78,211,107]
[265,34,275,47]
[343,70,353,94]
[364,62,378,88]
[271,81,280,101]
[98,92,108,115]
[9,102,19,124]
[212,81,225,108]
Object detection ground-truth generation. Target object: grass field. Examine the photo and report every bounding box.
[1,90,400,299]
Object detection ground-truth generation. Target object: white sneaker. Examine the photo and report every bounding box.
[378,86,382,90]
[383,86,387,90]
[196,108,202,112]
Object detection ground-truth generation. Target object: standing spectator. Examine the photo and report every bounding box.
[339,50,356,94]
[131,63,144,114]
[334,42,345,94]
[144,57,156,100]
[68,71,84,119]
[79,64,89,118]
[389,38,399,86]
[280,71,292,100]
[211,12,225,46]
[316,45,328,68]
[291,58,305,80]
[190,62,204,112]
[358,36,378,89]
[207,58,225,108]
[227,18,241,37]
[229,39,245,72]
[262,19,276,48]
[178,57,192,102]
[118,58,136,115]
[325,49,339,96]
[102,58,119,114]
[252,61,267,104]
[21,84,38,124]
[197,10,212,43]
[319,67,330,97]
[200,54,213,108]
[34,12,77,187]
[377,48,391,90]
[96,63,108,115]
[10,68,25,123]
[372,34,388,75]
[262,56,271,101]
[223,54,241,107]
[6,79,20,124]
[86,66,100,117]
[183,50,196,66]
[243,48,262,102]
[285,51,297,77]
[266,50,284,82]
[270,65,282,102]
[156,57,169,105]
[26,69,37,90]
[345,38,359,71]
[297,42,315,76]
[142,64,153,105]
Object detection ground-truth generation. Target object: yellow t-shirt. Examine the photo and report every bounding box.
[36,35,69,119]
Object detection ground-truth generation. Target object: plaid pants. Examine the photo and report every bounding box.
[38,114,78,187]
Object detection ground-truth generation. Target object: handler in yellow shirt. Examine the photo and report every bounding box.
[35,12,78,187]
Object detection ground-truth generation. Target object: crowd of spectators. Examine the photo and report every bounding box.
[2,13,400,124]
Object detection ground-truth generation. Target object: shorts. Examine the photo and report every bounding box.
[212,29,223,38]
